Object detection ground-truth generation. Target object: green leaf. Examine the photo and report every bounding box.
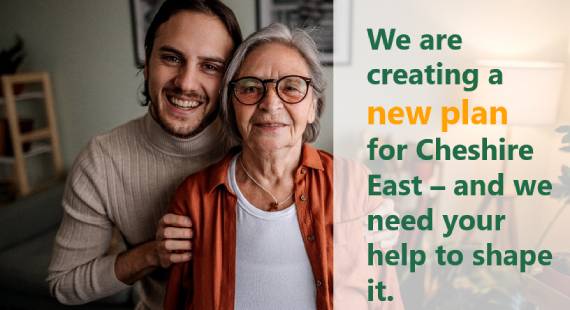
[552,184,564,198]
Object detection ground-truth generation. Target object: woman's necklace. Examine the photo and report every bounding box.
[239,156,293,210]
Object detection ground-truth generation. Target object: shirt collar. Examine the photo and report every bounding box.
[299,143,325,171]
[206,143,325,193]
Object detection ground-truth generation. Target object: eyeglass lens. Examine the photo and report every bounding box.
[233,76,309,105]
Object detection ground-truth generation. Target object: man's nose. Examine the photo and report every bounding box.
[258,85,283,112]
[174,65,199,92]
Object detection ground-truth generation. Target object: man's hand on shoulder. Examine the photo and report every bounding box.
[114,214,193,285]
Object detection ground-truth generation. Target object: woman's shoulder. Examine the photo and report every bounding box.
[170,152,236,216]
[315,147,333,160]
[302,144,333,170]
[177,149,239,194]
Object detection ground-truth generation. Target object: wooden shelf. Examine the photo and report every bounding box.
[0,91,44,105]
[0,143,52,164]
[21,128,51,143]
[1,72,63,196]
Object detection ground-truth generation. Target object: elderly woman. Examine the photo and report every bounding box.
[164,22,331,309]
[164,23,403,310]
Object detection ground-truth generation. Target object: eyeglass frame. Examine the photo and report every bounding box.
[229,75,313,105]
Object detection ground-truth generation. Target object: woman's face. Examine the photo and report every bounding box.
[232,43,316,153]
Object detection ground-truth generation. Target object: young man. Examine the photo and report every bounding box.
[47,1,242,309]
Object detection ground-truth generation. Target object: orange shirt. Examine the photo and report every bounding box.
[164,144,403,310]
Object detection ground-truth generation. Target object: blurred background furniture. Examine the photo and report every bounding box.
[0,72,64,197]
[0,182,132,309]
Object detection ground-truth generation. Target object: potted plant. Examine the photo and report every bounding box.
[514,125,570,309]
[0,35,25,96]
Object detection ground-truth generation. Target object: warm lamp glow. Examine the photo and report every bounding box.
[475,61,565,125]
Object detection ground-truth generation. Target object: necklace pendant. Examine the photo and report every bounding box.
[270,202,279,210]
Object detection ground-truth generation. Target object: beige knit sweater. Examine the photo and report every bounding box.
[47,113,227,309]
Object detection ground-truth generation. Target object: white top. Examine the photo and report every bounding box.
[229,155,316,310]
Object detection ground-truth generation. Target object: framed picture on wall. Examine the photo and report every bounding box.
[131,0,165,66]
[256,0,351,65]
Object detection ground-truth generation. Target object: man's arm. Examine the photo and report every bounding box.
[47,139,134,304]
[47,140,193,304]
[47,142,129,304]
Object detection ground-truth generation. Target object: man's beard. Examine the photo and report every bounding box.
[149,99,217,139]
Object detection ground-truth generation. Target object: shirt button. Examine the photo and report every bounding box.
[316,280,322,287]
[300,194,307,201]
[307,234,315,242]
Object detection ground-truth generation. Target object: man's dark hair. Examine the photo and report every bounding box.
[140,0,243,106]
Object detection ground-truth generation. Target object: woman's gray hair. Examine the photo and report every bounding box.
[220,23,326,144]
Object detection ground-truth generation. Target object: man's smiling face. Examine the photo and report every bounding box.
[145,10,234,138]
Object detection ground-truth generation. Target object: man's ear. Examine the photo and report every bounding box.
[144,62,148,80]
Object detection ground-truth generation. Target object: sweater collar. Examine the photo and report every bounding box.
[143,112,224,157]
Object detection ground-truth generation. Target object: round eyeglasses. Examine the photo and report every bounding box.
[230,75,312,105]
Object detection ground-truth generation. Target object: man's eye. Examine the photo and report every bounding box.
[202,63,222,73]
[162,55,182,64]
